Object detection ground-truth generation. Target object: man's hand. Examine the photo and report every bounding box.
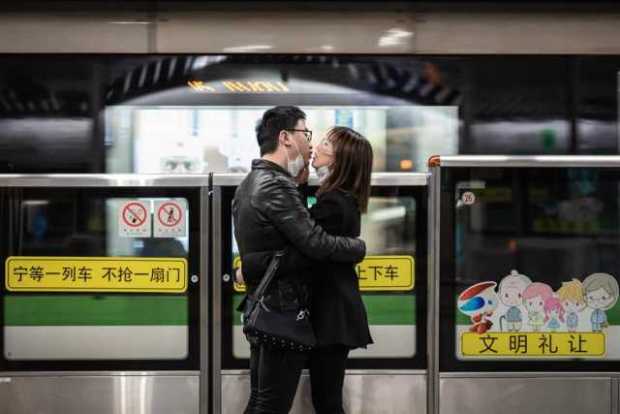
[295,165,310,185]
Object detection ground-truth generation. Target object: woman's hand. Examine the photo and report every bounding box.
[235,265,245,285]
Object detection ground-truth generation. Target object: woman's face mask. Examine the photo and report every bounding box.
[312,137,335,182]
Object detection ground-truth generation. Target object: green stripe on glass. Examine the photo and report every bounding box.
[364,294,416,325]
[232,294,416,326]
[4,295,188,326]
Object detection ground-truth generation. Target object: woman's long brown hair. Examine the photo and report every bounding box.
[316,127,373,213]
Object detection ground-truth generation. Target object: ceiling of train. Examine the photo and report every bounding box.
[1,55,617,119]
[0,55,463,118]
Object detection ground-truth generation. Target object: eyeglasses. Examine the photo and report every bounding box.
[285,129,312,142]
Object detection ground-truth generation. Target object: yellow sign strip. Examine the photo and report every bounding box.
[357,256,414,291]
[461,332,605,357]
[188,79,290,93]
[232,255,414,293]
[5,257,188,293]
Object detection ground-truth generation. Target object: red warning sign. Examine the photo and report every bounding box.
[123,202,148,227]
[119,200,151,238]
[154,199,187,238]
[157,202,183,227]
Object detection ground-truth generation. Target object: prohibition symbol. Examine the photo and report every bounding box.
[122,202,148,227]
[158,202,183,227]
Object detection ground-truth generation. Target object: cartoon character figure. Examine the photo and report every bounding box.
[498,270,531,332]
[458,281,498,334]
[523,282,554,332]
[583,273,619,332]
[557,279,586,332]
[544,297,565,332]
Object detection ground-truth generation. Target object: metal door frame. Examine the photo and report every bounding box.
[211,176,224,414]
[0,174,210,413]
[428,156,620,414]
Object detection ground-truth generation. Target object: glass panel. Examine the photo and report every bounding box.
[452,168,620,361]
[1,189,192,361]
[355,195,417,359]
[230,193,418,360]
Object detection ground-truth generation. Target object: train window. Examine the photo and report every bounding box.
[0,187,201,370]
[440,167,620,371]
[106,105,458,175]
[575,58,620,154]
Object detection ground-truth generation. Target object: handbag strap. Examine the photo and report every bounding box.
[252,249,286,300]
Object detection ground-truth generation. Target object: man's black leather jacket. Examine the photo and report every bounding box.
[232,159,366,311]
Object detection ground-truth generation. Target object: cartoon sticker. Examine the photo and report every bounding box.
[498,270,531,332]
[583,273,619,332]
[457,270,619,358]
[458,281,498,334]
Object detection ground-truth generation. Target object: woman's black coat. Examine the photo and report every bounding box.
[310,190,373,349]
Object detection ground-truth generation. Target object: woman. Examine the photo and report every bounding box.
[308,126,374,413]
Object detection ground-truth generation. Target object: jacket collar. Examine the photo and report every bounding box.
[252,159,292,177]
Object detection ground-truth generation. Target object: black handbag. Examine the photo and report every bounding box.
[242,250,316,351]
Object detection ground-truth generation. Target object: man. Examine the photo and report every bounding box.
[232,106,366,413]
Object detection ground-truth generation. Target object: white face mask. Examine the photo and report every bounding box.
[285,137,305,177]
[314,137,334,183]
[316,165,331,183]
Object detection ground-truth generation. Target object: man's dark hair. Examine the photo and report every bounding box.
[255,106,306,156]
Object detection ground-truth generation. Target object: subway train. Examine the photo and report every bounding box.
[0,3,620,414]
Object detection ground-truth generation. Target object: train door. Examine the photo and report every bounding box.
[212,173,428,413]
[0,175,209,414]
[429,156,620,414]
